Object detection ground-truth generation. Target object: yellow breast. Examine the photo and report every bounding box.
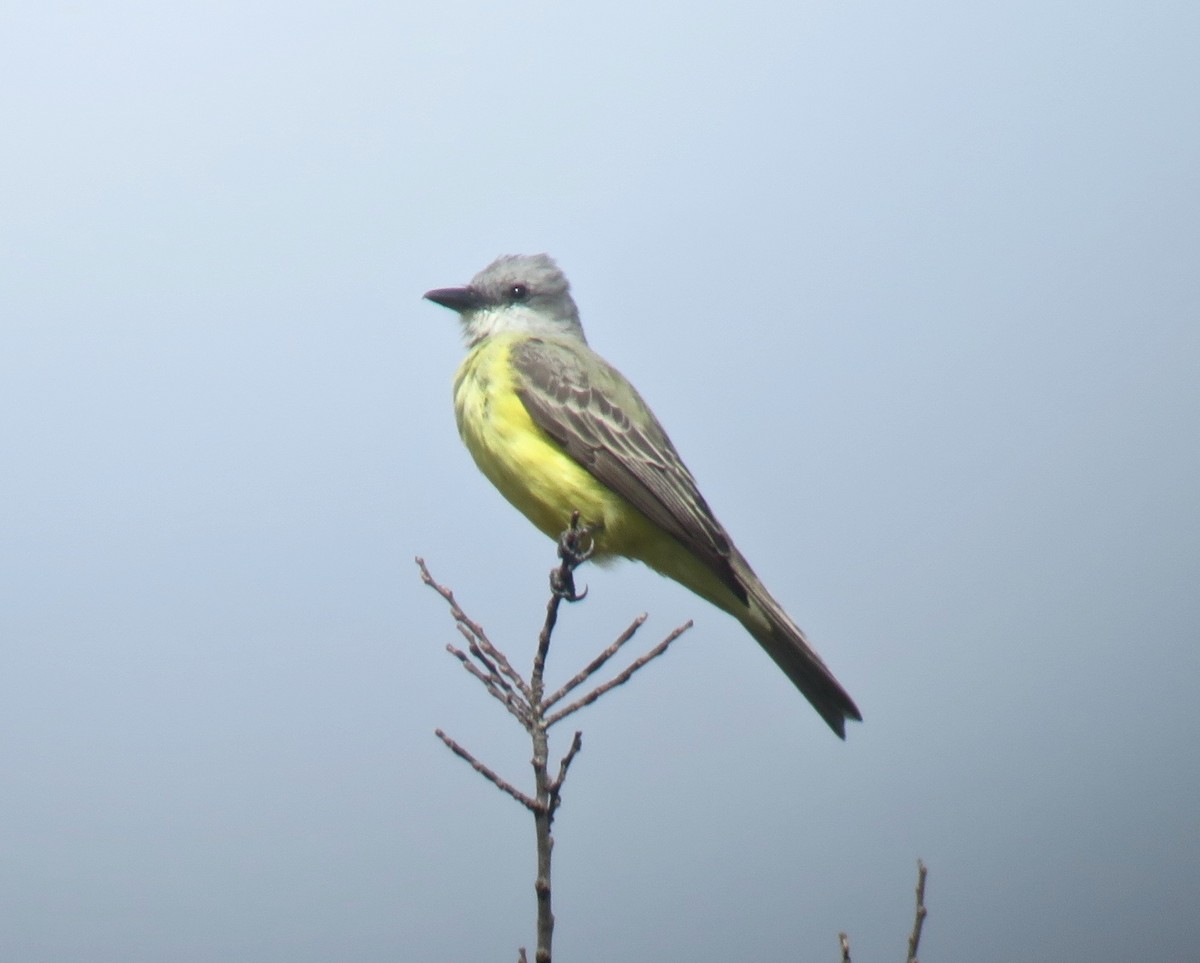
[453,333,621,544]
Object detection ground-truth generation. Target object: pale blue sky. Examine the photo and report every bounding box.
[2,2,1198,960]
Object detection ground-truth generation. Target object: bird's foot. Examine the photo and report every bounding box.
[550,566,587,602]
[551,512,596,602]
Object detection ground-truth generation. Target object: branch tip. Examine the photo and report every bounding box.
[906,859,929,963]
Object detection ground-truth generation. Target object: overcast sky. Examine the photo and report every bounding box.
[2,2,1198,961]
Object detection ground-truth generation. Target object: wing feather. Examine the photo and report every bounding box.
[511,337,747,603]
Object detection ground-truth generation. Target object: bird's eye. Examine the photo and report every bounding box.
[508,283,529,301]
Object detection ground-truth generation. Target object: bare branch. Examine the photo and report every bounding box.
[416,557,488,640]
[533,590,562,706]
[417,557,531,700]
[446,644,531,725]
[906,860,928,963]
[421,528,691,963]
[547,730,584,822]
[461,631,519,698]
[533,513,595,696]
[434,728,538,812]
[838,860,930,963]
[540,614,648,711]
[454,624,503,679]
[545,620,692,727]
[550,731,583,795]
[466,626,530,702]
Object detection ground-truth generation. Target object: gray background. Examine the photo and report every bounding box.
[3,1,1198,960]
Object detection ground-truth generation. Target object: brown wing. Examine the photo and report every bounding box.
[511,336,747,604]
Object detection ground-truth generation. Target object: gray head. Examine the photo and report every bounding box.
[424,254,586,347]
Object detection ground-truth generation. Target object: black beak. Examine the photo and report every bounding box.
[423,286,482,313]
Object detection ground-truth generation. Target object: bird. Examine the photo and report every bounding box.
[424,254,861,737]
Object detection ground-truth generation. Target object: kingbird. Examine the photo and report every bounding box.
[425,254,861,737]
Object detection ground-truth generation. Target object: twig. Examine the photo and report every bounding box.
[549,731,583,795]
[545,620,692,727]
[906,860,928,963]
[547,730,583,821]
[458,627,517,696]
[837,860,929,962]
[446,644,531,724]
[417,557,531,700]
[540,614,648,711]
[434,728,538,811]
[533,512,594,692]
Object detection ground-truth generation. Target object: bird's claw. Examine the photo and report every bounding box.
[550,568,589,602]
[550,511,595,602]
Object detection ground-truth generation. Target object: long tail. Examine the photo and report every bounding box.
[733,554,862,738]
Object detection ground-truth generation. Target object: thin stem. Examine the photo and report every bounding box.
[417,556,531,700]
[446,644,531,725]
[550,731,584,798]
[531,720,554,963]
[906,860,928,963]
[540,614,648,711]
[533,512,591,695]
[434,729,537,811]
[546,620,692,727]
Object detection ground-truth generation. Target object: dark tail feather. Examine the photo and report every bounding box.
[737,560,862,738]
